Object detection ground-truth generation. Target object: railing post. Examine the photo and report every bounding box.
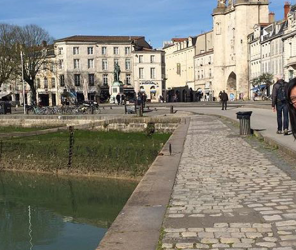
[68,126,74,168]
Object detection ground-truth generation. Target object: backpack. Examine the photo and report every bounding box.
[277,82,287,102]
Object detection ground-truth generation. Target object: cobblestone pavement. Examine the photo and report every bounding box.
[161,115,296,250]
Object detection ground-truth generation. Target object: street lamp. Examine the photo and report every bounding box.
[20,51,26,114]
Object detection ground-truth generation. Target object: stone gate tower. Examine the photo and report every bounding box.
[212,0,269,99]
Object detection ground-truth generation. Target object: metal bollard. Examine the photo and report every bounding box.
[236,111,252,135]
[169,143,172,155]
[170,106,174,114]
[124,104,127,114]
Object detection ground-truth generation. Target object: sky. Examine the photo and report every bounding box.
[0,0,285,49]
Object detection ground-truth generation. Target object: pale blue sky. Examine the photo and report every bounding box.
[0,0,285,48]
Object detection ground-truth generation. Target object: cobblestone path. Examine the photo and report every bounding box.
[162,115,296,250]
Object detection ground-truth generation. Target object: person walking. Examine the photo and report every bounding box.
[116,93,121,105]
[287,78,296,139]
[272,75,289,135]
[220,90,229,110]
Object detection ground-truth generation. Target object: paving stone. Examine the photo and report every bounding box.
[276,221,296,227]
[246,233,263,239]
[263,215,283,221]
[263,237,278,242]
[220,238,241,244]
[212,243,231,248]
[256,242,277,247]
[280,235,296,241]
[181,232,197,237]
[194,243,210,249]
[200,238,219,244]
[162,243,174,249]
[175,243,194,249]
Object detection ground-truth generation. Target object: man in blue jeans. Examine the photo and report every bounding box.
[272,75,289,135]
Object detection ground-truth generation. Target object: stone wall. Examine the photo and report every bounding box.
[0,116,181,133]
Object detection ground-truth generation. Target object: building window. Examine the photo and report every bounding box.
[150,55,155,63]
[50,62,54,71]
[114,47,119,55]
[126,74,131,85]
[125,59,131,70]
[139,68,144,79]
[59,75,65,87]
[102,59,108,70]
[87,47,94,55]
[139,55,143,63]
[37,78,41,88]
[51,78,56,88]
[102,46,107,55]
[74,59,80,69]
[58,47,63,55]
[103,74,108,85]
[177,63,181,75]
[89,74,95,86]
[150,68,155,79]
[73,47,79,55]
[44,77,48,89]
[74,74,81,86]
[125,47,130,55]
[59,59,63,69]
[88,59,94,69]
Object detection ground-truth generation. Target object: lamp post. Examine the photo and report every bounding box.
[20,51,26,114]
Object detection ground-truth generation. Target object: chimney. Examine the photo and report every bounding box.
[284,2,291,20]
[269,12,275,23]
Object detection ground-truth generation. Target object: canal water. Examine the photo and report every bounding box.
[0,172,138,250]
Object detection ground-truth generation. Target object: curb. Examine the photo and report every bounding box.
[97,117,190,250]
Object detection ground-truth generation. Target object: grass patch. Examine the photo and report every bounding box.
[0,130,170,177]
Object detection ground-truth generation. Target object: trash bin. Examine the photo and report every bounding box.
[236,111,252,135]
[0,102,12,115]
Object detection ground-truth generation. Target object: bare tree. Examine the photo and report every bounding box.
[17,24,53,104]
[0,24,19,88]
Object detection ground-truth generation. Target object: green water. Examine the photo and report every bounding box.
[0,172,138,250]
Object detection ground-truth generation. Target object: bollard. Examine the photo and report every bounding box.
[91,105,94,114]
[124,104,127,114]
[169,143,172,155]
[68,126,74,168]
[236,111,252,136]
[170,106,174,114]
[137,107,143,117]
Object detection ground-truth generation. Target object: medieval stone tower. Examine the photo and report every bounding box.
[212,0,269,99]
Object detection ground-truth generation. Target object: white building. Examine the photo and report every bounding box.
[133,48,165,102]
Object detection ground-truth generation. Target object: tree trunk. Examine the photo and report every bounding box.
[27,80,37,105]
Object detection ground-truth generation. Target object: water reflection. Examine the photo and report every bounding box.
[0,172,137,250]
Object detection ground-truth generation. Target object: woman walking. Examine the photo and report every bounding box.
[287,78,296,139]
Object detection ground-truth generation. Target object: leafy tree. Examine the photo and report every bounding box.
[17,24,53,104]
[251,73,273,88]
[0,24,19,88]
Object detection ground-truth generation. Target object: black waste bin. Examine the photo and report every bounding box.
[236,111,252,135]
[0,102,12,115]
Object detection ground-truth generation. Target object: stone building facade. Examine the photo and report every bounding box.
[133,48,165,101]
[6,36,165,106]
[163,37,196,90]
[194,31,214,96]
[283,4,296,81]
[212,0,269,100]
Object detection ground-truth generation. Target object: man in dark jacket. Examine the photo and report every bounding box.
[272,75,289,135]
[220,90,229,110]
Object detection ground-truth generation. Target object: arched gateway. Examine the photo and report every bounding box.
[227,72,237,91]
